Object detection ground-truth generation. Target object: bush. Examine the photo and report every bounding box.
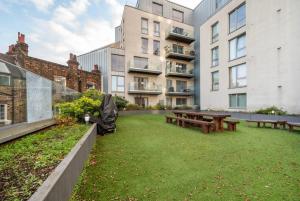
[113,96,128,111]
[55,116,77,126]
[173,105,193,110]
[126,104,143,111]
[153,103,166,110]
[256,106,287,115]
[56,89,102,121]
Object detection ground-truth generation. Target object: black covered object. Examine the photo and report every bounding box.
[90,94,118,135]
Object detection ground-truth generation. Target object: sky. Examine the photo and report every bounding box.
[0,0,202,64]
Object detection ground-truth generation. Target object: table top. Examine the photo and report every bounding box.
[172,110,231,118]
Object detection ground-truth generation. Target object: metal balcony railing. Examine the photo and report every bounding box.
[127,61,162,75]
[128,82,162,95]
[166,26,195,44]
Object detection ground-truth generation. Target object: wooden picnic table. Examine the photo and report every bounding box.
[172,111,231,132]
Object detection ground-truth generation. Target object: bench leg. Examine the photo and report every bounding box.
[288,125,293,132]
[202,125,208,134]
[257,122,260,127]
[274,123,278,129]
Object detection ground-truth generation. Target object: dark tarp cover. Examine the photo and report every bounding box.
[90,94,118,135]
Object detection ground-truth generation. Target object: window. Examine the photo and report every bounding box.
[134,57,148,69]
[229,3,246,33]
[172,27,184,35]
[141,38,148,54]
[166,97,172,107]
[167,79,173,92]
[112,76,125,92]
[212,22,219,43]
[86,82,95,89]
[172,44,184,54]
[141,18,148,34]
[154,21,160,37]
[175,62,187,73]
[172,9,184,23]
[230,63,247,88]
[176,80,187,92]
[54,76,66,87]
[152,2,163,16]
[0,104,6,120]
[212,71,219,91]
[0,74,10,86]
[216,0,225,9]
[176,98,187,106]
[134,77,148,90]
[230,34,246,60]
[153,40,160,55]
[135,97,148,107]
[211,47,219,67]
[111,54,125,72]
[229,93,247,108]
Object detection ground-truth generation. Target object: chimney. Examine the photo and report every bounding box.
[14,32,29,56]
[67,53,79,70]
[7,45,15,55]
[18,32,25,44]
[92,64,101,74]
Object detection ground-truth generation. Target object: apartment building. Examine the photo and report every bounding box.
[198,0,300,114]
[79,0,300,113]
[79,0,196,108]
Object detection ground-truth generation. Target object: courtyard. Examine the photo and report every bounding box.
[71,114,300,201]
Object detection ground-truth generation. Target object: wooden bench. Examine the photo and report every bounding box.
[165,115,178,124]
[224,119,240,131]
[177,117,215,134]
[287,122,300,132]
[246,120,286,129]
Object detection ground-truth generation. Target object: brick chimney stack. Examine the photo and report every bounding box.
[67,53,79,70]
[18,32,25,44]
[7,45,16,55]
[92,64,101,74]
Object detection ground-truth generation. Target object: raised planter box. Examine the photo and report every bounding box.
[28,123,97,201]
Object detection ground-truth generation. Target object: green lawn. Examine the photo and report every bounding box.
[72,115,300,201]
[0,124,90,201]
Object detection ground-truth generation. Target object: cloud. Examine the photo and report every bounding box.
[28,0,117,64]
[169,0,202,9]
[29,0,54,11]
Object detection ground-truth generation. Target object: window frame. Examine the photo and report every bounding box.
[153,21,160,37]
[141,18,148,34]
[211,22,219,44]
[229,63,247,89]
[229,2,246,33]
[111,75,125,92]
[211,71,219,91]
[211,46,219,67]
[229,93,247,109]
[0,74,11,86]
[172,9,184,23]
[153,40,160,56]
[229,33,246,61]
[152,2,163,16]
[141,37,148,54]
[176,98,187,106]
[111,54,125,72]
[134,56,148,69]
[0,104,7,121]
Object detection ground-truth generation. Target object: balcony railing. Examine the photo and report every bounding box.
[165,64,194,78]
[165,46,195,61]
[127,61,162,75]
[165,86,194,96]
[128,82,162,95]
[166,26,195,44]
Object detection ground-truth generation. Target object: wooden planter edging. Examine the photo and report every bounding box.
[28,123,97,201]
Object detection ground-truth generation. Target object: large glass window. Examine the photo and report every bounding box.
[212,46,219,67]
[229,3,246,33]
[134,57,148,69]
[154,21,160,37]
[230,34,246,60]
[153,40,160,56]
[141,38,148,54]
[0,104,6,120]
[0,74,10,86]
[229,93,247,108]
[230,63,247,88]
[152,2,163,16]
[111,54,125,72]
[141,18,148,34]
[216,0,226,9]
[176,98,187,106]
[212,22,219,43]
[112,76,125,92]
[212,71,219,91]
[172,44,184,54]
[172,9,184,22]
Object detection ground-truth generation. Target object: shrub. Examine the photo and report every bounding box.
[153,103,166,110]
[113,96,128,111]
[173,105,193,110]
[126,104,143,111]
[55,116,77,126]
[256,106,287,115]
[56,89,102,121]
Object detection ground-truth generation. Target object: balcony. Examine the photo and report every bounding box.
[165,86,194,96]
[128,82,162,95]
[165,46,195,61]
[165,64,194,79]
[166,26,195,44]
[127,61,162,75]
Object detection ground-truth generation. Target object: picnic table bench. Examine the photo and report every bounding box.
[224,119,240,131]
[246,120,286,129]
[287,122,300,132]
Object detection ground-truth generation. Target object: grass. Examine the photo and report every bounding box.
[71,114,300,201]
[0,124,90,201]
